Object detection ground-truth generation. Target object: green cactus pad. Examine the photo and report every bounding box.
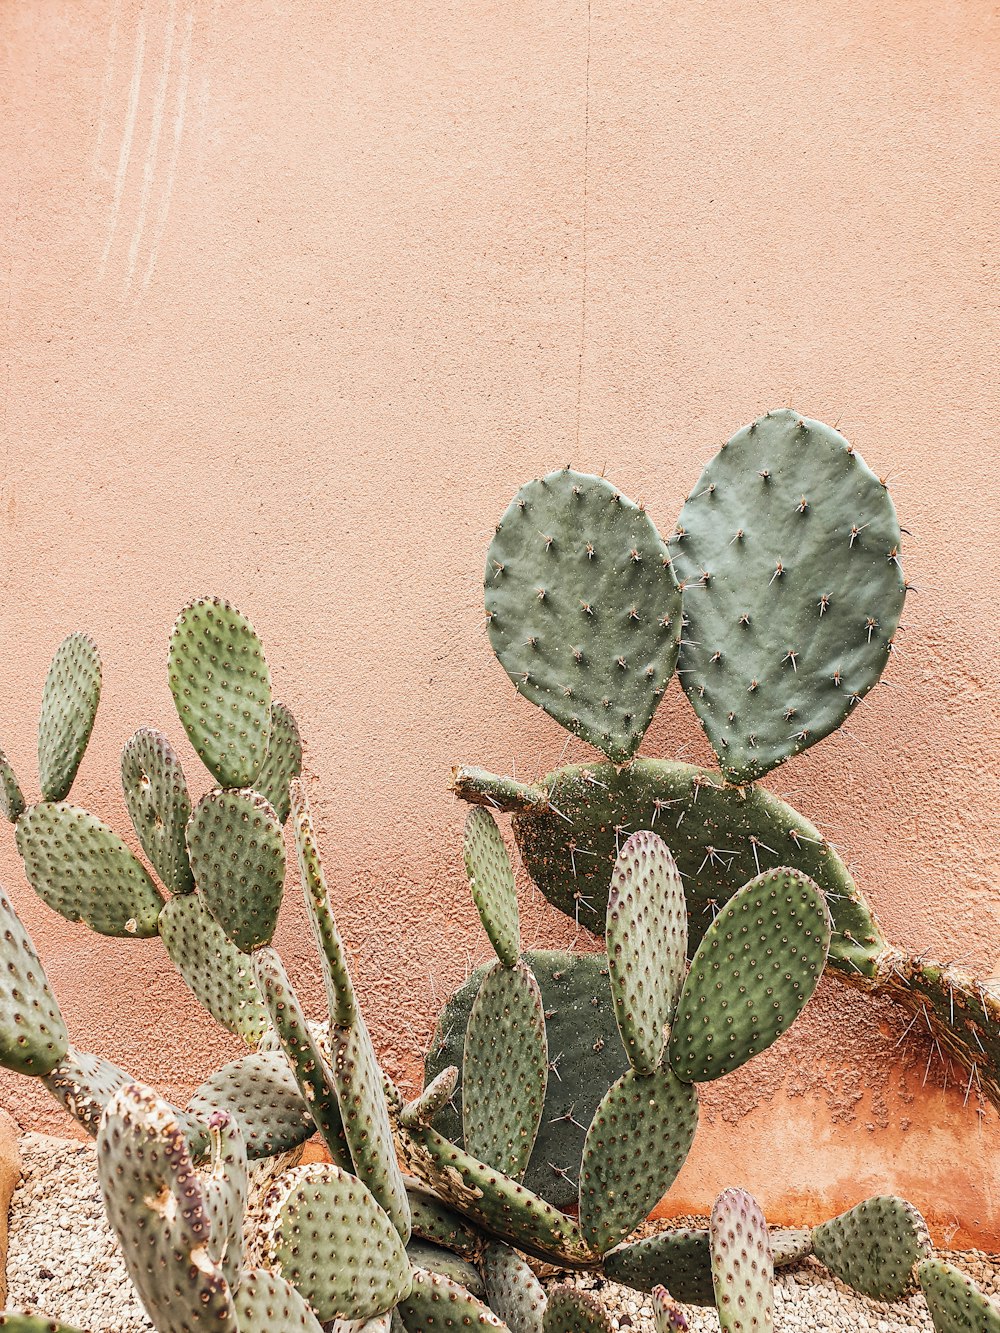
[189,1051,314,1159]
[201,1111,248,1291]
[36,633,101,803]
[261,1162,412,1321]
[463,960,547,1179]
[481,1244,545,1333]
[251,701,302,823]
[453,760,883,979]
[425,950,628,1208]
[0,748,25,823]
[667,867,831,1083]
[407,1241,487,1298]
[542,1286,612,1333]
[0,1317,90,1332]
[770,1229,813,1269]
[186,788,285,952]
[918,1258,1000,1333]
[652,1287,688,1333]
[234,1269,323,1333]
[811,1196,931,1301]
[158,892,269,1042]
[97,1083,238,1333]
[121,728,194,894]
[16,802,164,937]
[603,1229,715,1305]
[671,410,905,783]
[605,830,686,1074]
[406,1179,486,1261]
[710,1188,773,1333]
[578,1066,699,1253]
[464,808,520,968]
[0,884,68,1076]
[485,470,681,764]
[168,597,272,789]
[397,1269,508,1331]
[402,1067,459,1130]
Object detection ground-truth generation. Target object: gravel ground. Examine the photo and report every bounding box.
[5,1134,999,1332]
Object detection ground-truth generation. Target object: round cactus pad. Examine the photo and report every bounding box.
[186,788,285,952]
[812,1196,931,1301]
[37,633,102,803]
[188,1051,314,1159]
[121,728,194,895]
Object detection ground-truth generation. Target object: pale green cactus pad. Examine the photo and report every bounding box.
[405,1179,485,1262]
[578,1066,699,1253]
[770,1229,813,1269]
[668,867,830,1082]
[158,892,269,1042]
[485,470,681,764]
[463,960,547,1180]
[406,1241,486,1298]
[233,1269,323,1333]
[918,1259,1000,1333]
[121,728,194,894]
[811,1196,931,1301]
[37,633,101,803]
[603,1229,715,1305]
[542,1286,612,1333]
[0,748,25,823]
[710,1188,773,1333]
[261,1163,412,1322]
[605,830,686,1074]
[464,808,520,968]
[186,789,285,952]
[16,803,164,937]
[652,1286,689,1333]
[168,596,271,789]
[397,1270,507,1331]
[188,1051,314,1159]
[252,701,303,823]
[0,1316,91,1332]
[0,884,68,1076]
[290,781,356,1026]
[481,1243,546,1333]
[201,1111,248,1291]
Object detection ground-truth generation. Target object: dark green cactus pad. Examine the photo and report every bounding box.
[652,1286,689,1333]
[158,893,269,1042]
[603,1229,715,1305]
[251,701,302,823]
[97,1083,238,1333]
[918,1258,1000,1333]
[201,1111,248,1291]
[578,1066,699,1253]
[36,633,101,803]
[463,960,547,1179]
[671,410,905,783]
[667,867,831,1083]
[710,1188,773,1333]
[121,728,194,895]
[485,470,681,764]
[0,1317,91,1332]
[168,597,272,789]
[0,748,25,823]
[811,1195,931,1301]
[261,1162,412,1321]
[398,1269,508,1331]
[233,1269,323,1333]
[16,802,164,937]
[186,788,285,952]
[188,1051,314,1159]
[605,830,686,1074]
[542,1286,612,1333]
[406,1178,486,1262]
[407,1241,487,1298]
[0,884,68,1075]
[403,1067,459,1129]
[481,1243,545,1333]
[425,950,629,1208]
[453,760,884,979]
[464,808,520,968]
[769,1228,813,1269]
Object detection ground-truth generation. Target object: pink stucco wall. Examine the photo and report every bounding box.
[1,0,998,1243]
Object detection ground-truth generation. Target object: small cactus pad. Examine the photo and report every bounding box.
[0,748,25,823]
[121,728,194,895]
[811,1196,931,1301]
[0,1317,90,1332]
[261,1162,412,1321]
[464,808,520,968]
[398,1270,508,1331]
[668,867,831,1083]
[671,410,905,783]
[770,1229,813,1269]
[158,892,269,1042]
[406,1178,486,1261]
[603,1230,715,1305]
[652,1287,688,1333]
[201,1111,248,1291]
[605,831,686,1073]
[97,1083,238,1333]
[402,1067,459,1130]
[710,1188,773,1333]
[168,597,272,789]
[406,1241,487,1298]
[233,1269,323,1333]
[37,633,101,803]
[463,960,547,1180]
[485,470,681,764]
[189,1051,313,1159]
[542,1286,612,1333]
[251,701,303,823]
[16,802,164,937]
[0,884,68,1075]
[481,1244,546,1333]
[186,789,285,952]
[578,1066,699,1253]
[918,1259,1000,1333]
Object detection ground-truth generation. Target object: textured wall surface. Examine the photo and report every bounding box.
[1,0,998,1243]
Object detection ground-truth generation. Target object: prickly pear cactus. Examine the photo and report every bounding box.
[397,1270,506,1331]
[0,884,68,1076]
[120,728,194,895]
[0,747,26,823]
[37,633,102,803]
[481,1243,546,1333]
[918,1259,1000,1333]
[464,807,520,968]
[252,701,303,823]
[652,1286,689,1333]
[542,1286,612,1333]
[0,1317,91,1332]
[188,1052,314,1159]
[709,1188,773,1333]
[234,1270,323,1333]
[603,1229,715,1305]
[811,1196,931,1301]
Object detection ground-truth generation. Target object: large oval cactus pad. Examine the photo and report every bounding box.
[811,1196,931,1301]
[186,789,285,953]
[37,633,102,803]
